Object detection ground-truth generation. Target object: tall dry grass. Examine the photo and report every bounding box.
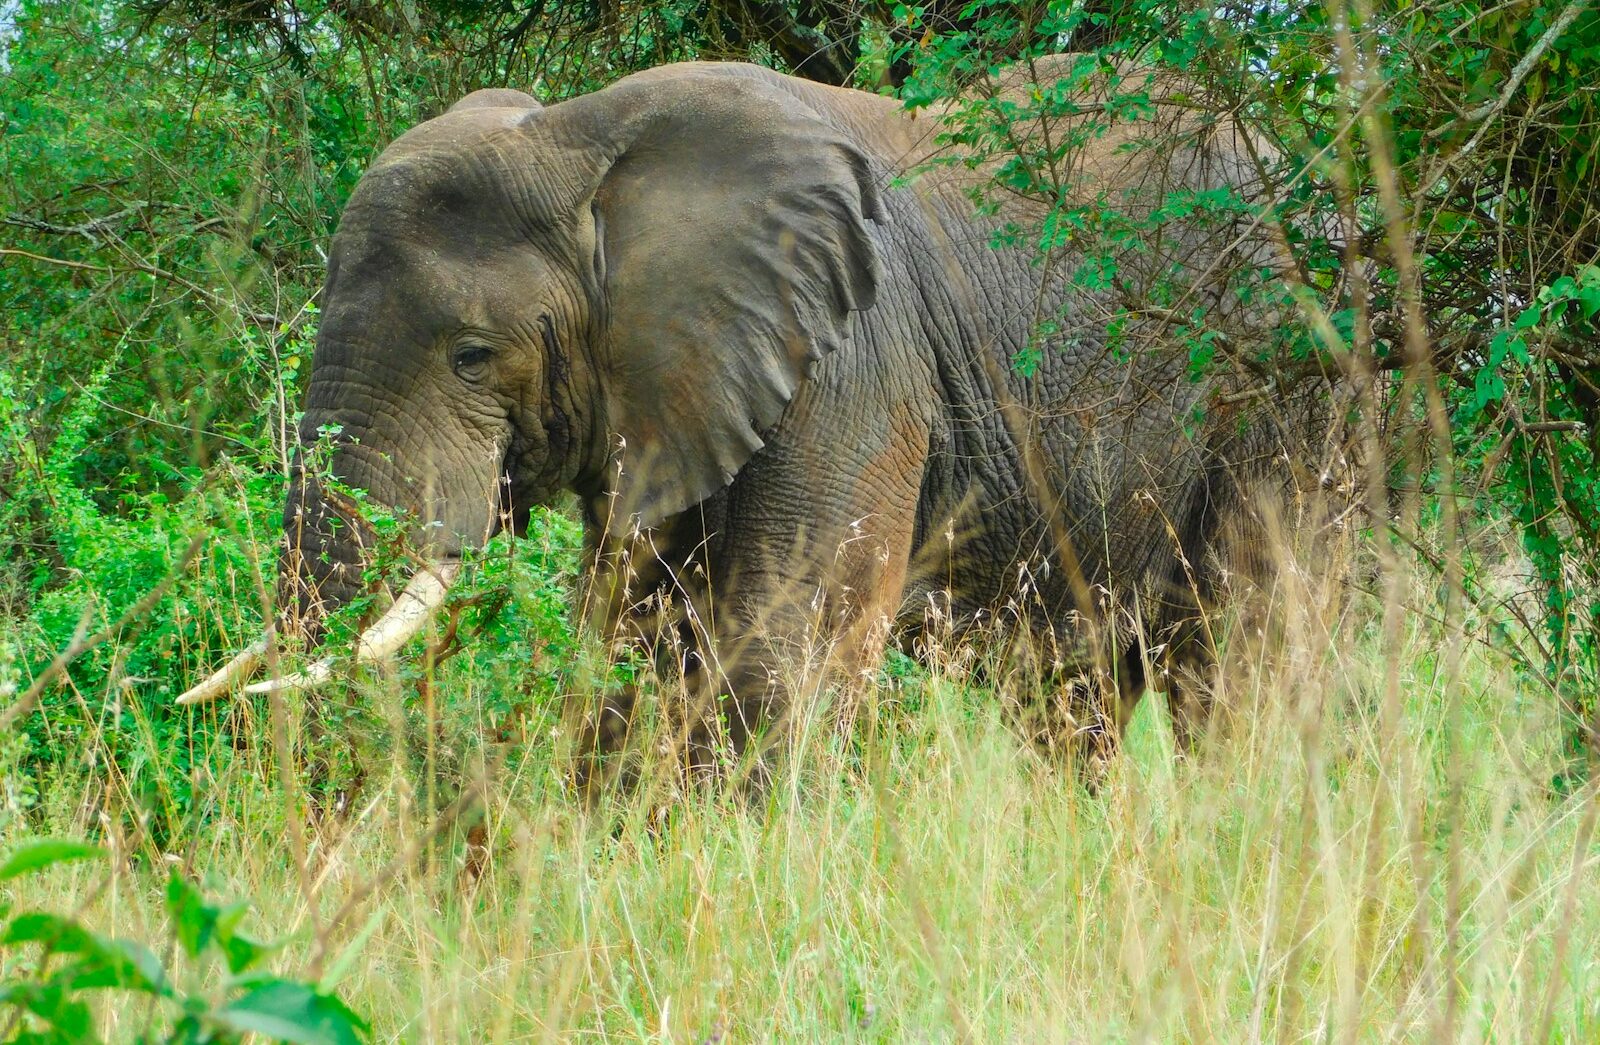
[4,520,1597,1042]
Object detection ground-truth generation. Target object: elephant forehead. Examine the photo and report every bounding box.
[332,165,571,309]
[326,239,555,327]
[347,121,566,236]
[343,157,513,242]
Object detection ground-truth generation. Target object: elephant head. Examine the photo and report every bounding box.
[179,65,883,704]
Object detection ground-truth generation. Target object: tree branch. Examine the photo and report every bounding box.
[1443,0,1592,160]
[721,0,854,85]
[0,247,280,326]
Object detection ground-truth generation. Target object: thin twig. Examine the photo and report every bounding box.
[4,202,152,241]
[1448,0,1592,160]
[0,246,281,326]
[0,247,108,272]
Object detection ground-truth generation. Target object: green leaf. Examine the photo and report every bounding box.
[1473,367,1506,409]
[0,840,104,883]
[3,912,101,953]
[1579,285,1600,320]
[0,981,95,1041]
[220,929,273,975]
[1546,275,1578,300]
[1072,253,1119,291]
[1514,304,1542,330]
[53,938,170,996]
[212,899,276,973]
[212,981,370,1045]
[4,912,170,996]
[166,871,214,959]
[1488,331,1531,367]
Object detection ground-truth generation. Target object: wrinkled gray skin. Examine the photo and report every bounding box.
[284,58,1318,784]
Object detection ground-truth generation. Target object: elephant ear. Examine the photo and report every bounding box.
[549,68,884,527]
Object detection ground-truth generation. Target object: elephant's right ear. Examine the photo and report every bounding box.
[536,67,884,528]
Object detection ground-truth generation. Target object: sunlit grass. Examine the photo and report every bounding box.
[5,551,1598,1042]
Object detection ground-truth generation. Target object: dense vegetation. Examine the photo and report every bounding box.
[3,0,1599,1039]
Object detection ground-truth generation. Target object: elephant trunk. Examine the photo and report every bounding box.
[176,428,464,706]
[276,457,373,646]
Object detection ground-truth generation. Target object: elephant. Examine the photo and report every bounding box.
[180,57,1335,787]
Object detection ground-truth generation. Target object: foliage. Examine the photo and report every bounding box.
[125,0,1027,89]
[891,0,1600,769]
[0,0,1596,818]
[0,0,596,840]
[0,839,368,1043]
[0,0,1595,826]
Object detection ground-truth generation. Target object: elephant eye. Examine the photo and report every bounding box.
[452,342,494,383]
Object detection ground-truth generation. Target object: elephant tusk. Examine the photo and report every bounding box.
[240,560,461,695]
[243,656,333,695]
[351,560,461,663]
[176,638,268,706]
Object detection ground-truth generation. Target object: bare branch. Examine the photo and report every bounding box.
[1445,0,1592,160]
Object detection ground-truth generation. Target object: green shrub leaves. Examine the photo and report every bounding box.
[0,841,369,1044]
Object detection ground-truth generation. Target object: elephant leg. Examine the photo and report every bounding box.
[1150,504,1231,755]
[1147,460,1241,757]
[1068,640,1149,788]
[680,404,930,787]
[573,685,639,802]
[1159,616,1217,754]
[1002,627,1147,788]
[572,509,719,802]
[682,510,921,787]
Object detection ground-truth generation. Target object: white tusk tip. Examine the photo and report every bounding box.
[175,639,268,706]
[242,658,334,696]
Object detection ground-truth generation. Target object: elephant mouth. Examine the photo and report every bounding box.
[175,558,461,706]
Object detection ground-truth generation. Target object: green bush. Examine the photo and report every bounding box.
[0,839,369,1043]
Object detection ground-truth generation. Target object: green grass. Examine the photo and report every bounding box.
[4,560,1599,1042]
